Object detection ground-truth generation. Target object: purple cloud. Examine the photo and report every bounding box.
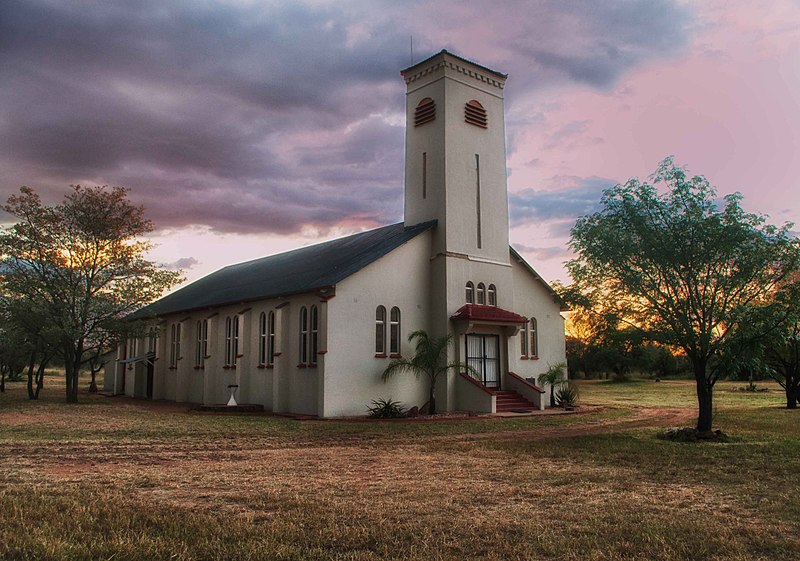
[0,0,693,237]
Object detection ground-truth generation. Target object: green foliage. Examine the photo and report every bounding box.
[381,330,473,415]
[565,304,691,381]
[367,398,407,419]
[538,362,566,407]
[555,381,579,408]
[563,157,800,430]
[730,278,800,408]
[0,185,183,402]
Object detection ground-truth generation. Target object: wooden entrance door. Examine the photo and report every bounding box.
[466,334,500,388]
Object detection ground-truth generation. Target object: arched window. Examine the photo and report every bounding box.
[309,305,319,365]
[258,312,267,366]
[465,100,487,128]
[477,282,486,305]
[200,320,208,364]
[520,322,528,357]
[170,323,181,368]
[225,316,235,366]
[529,317,538,358]
[224,317,231,365]
[176,323,181,364]
[232,316,239,365]
[195,320,204,367]
[488,284,497,306]
[267,311,276,366]
[390,307,401,356]
[299,307,308,364]
[375,305,386,355]
[147,328,157,355]
[415,97,436,127]
[465,281,475,304]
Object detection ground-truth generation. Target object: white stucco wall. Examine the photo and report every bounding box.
[508,257,567,392]
[323,230,433,417]
[403,52,510,264]
[141,296,320,415]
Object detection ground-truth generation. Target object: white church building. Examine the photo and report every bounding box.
[108,50,567,417]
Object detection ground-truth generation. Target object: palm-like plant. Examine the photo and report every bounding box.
[538,362,567,407]
[381,330,469,415]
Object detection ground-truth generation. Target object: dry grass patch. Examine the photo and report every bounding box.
[1,376,799,560]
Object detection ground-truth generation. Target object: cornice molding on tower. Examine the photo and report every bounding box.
[402,59,506,89]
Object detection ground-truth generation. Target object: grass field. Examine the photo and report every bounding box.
[1,375,798,560]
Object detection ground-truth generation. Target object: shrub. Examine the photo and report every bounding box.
[555,382,579,408]
[367,398,406,419]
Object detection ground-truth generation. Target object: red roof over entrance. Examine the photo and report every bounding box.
[450,304,527,324]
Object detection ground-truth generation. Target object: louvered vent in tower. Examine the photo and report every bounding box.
[465,100,487,128]
[414,97,436,127]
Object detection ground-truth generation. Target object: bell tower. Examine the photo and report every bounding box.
[400,50,510,264]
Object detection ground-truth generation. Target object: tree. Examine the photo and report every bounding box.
[381,330,471,415]
[1,292,57,399]
[0,185,182,403]
[0,307,28,393]
[766,320,800,409]
[537,362,566,407]
[565,158,799,432]
[744,278,800,408]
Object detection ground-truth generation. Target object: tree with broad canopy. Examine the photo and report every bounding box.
[563,157,800,433]
[0,185,182,403]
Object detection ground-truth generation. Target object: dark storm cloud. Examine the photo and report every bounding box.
[507,0,692,89]
[509,176,614,226]
[0,0,692,235]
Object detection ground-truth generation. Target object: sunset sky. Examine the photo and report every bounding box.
[1,0,798,286]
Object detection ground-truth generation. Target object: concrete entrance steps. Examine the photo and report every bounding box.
[494,390,537,412]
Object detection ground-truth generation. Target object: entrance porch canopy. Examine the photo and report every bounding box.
[450,304,527,335]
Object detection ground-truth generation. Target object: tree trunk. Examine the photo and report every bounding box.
[428,383,437,415]
[26,352,36,400]
[65,360,80,403]
[0,368,5,392]
[34,361,46,399]
[694,361,714,432]
[89,369,99,393]
[786,367,797,409]
[64,343,82,403]
[550,385,556,407]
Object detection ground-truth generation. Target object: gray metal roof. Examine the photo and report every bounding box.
[400,49,508,79]
[130,220,436,319]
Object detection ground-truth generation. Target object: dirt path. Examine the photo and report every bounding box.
[3,398,697,483]
[446,406,695,443]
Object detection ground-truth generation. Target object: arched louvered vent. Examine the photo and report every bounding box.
[465,100,487,128]
[414,97,436,127]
